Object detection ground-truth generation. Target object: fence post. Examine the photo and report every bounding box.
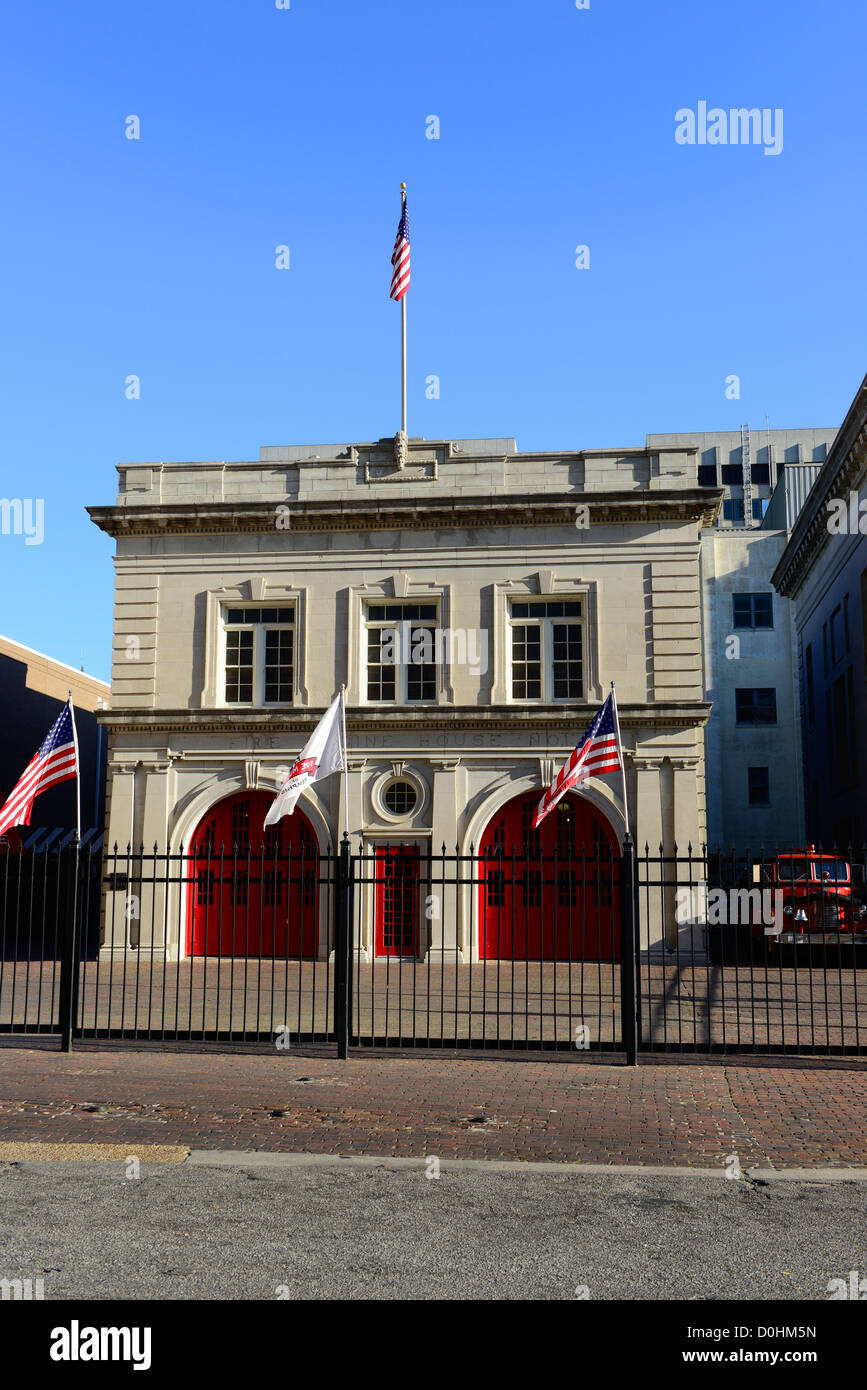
[334,833,354,1060]
[59,839,81,1053]
[619,834,638,1065]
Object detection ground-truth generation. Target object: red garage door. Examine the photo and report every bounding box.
[186,790,319,957]
[479,791,620,960]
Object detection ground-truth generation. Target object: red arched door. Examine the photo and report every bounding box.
[479,791,620,960]
[186,790,319,957]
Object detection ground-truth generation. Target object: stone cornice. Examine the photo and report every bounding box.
[773,377,867,597]
[99,703,712,735]
[87,489,722,539]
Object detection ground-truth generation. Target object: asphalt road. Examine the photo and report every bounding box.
[1,1156,866,1301]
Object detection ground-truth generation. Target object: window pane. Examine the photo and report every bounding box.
[753,593,773,628]
[225,629,254,702]
[407,626,436,701]
[512,624,542,699]
[732,595,752,628]
[367,627,396,701]
[264,628,294,703]
[552,624,583,699]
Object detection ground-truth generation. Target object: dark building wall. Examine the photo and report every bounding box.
[0,652,106,836]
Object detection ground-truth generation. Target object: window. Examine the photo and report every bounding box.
[750,464,770,486]
[721,464,743,485]
[805,644,815,726]
[747,767,770,805]
[735,688,777,725]
[383,780,417,816]
[723,499,745,523]
[697,464,718,486]
[732,593,773,630]
[364,602,438,704]
[752,498,769,521]
[830,607,844,667]
[508,599,583,702]
[223,606,294,705]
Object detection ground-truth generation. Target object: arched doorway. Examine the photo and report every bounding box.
[186,790,319,957]
[478,790,620,960]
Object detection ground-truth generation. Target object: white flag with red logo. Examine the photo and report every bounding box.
[264,692,346,827]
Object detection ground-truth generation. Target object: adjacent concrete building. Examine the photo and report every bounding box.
[0,635,110,846]
[773,374,867,849]
[654,427,837,852]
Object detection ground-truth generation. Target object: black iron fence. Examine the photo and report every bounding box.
[1,837,866,1059]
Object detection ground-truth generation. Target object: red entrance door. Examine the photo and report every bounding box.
[479,791,620,960]
[186,790,319,957]
[374,844,420,958]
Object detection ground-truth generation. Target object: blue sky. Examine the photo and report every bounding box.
[1,0,865,682]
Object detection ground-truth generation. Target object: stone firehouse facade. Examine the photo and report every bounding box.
[88,434,718,961]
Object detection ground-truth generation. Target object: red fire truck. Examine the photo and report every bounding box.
[755,847,867,950]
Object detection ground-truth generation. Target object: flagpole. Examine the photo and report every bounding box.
[340,685,348,843]
[68,690,81,842]
[400,182,407,434]
[610,682,630,840]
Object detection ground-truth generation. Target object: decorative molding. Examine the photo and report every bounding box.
[101,703,712,736]
[88,489,720,539]
[537,569,555,595]
[244,759,260,790]
[538,756,557,786]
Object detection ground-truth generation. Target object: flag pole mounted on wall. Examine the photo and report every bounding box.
[390,182,411,439]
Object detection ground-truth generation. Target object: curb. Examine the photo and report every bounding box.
[185,1150,867,1181]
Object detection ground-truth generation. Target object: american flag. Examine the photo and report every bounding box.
[390,200,410,301]
[0,700,78,837]
[533,693,622,829]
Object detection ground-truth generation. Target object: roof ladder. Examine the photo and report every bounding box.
[741,423,752,525]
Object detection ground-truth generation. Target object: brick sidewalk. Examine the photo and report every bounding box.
[0,1044,866,1168]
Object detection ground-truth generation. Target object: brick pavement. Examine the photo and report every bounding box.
[0,1043,866,1168]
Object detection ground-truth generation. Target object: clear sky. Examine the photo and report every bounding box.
[1,0,865,683]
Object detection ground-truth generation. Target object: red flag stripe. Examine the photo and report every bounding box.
[1,750,76,813]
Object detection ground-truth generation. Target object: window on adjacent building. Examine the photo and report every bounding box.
[364,602,438,704]
[732,593,773,629]
[805,644,815,727]
[223,606,294,705]
[751,498,769,521]
[508,599,584,702]
[830,606,844,667]
[747,767,770,805]
[862,569,867,679]
[721,464,743,485]
[735,688,777,725]
[750,464,771,486]
[697,464,718,486]
[723,499,745,523]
